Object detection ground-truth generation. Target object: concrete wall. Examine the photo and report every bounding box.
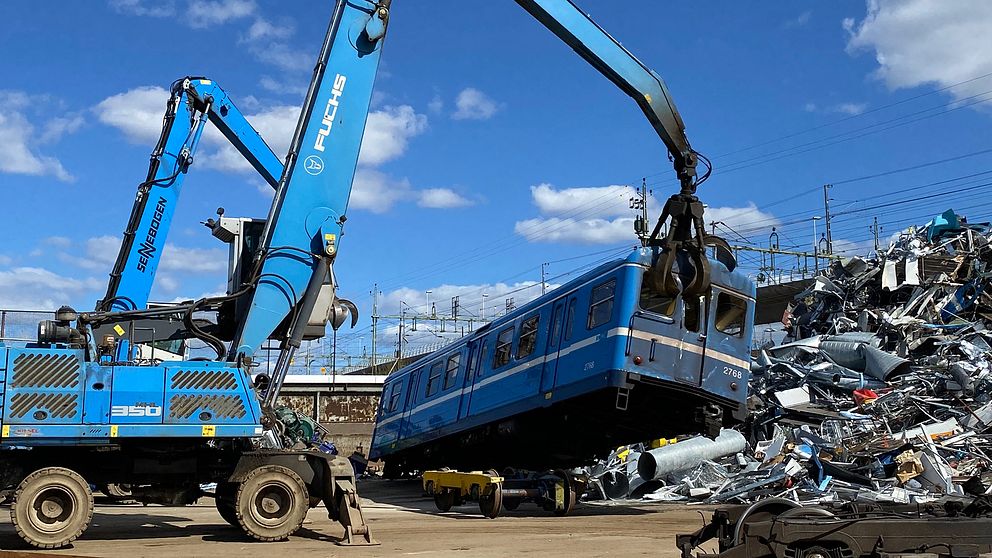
[276,391,381,455]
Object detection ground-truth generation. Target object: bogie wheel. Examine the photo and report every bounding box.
[11,467,94,549]
[478,470,503,519]
[100,484,133,502]
[552,470,576,517]
[235,465,309,542]
[503,498,521,511]
[215,481,239,527]
[434,489,455,512]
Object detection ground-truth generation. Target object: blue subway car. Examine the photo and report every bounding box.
[370,246,754,475]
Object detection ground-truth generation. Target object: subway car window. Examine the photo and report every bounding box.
[493,327,514,368]
[405,369,421,406]
[564,300,576,341]
[684,294,703,333]
[443,353,461,389]
[387,382,401,412]
[550,305,564,346]
[476,342,489,378]
[587,279,616,329]
[425,361,444,397]
[715,292,748,337]
[640,275,676,316]
[517,315,540,359]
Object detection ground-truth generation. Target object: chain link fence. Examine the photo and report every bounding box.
[0,309,52,343]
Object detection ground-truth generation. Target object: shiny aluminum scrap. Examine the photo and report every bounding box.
[582,210,992,507]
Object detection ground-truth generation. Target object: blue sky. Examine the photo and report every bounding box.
[1,0,990,363]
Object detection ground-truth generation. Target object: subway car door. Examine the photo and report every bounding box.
[456,341,477,421]
[539,298,566,397]
[397,369,423,446]
[699,287,753,399]
[674,292,707,386]
[460,338,487,419]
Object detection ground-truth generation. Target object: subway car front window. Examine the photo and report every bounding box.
[715,292,748,337]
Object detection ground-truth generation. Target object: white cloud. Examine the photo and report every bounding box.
[417,188,473,209]
[0,266,102,310]
[0,255,11,266]
[830,238,874,257]
[514,183,641,244]
[360,105,429,166]
[379,281,550,320]
[515,216,636,244]
[95,89,445,212]
[452,87,500,120]
[428,94,444,114]
[529,183,635,218]
[109,0,175,17]
[44,236,72,248]
[803,101,868,115]
[53,234,225,277]
[93,86,170,144]
[350,169,412,213]
[186,0,256,28]
[251,42,311,72]
[159,245,227,273]
[705,202,781,234]
[243,18,292,42]
[515,183,778,245]
[92,92,427,174]
[39,114,85,144]
[785,10,812,29]
[832,102,868,115]
[0,91,77,182]
[845,0,992,107]
[258,76,308,98]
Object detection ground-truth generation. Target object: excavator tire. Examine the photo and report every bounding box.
[11,467,94,549]
[235,465,309,542]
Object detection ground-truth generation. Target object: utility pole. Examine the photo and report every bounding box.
[541,263,548,295]
[871,217,882,251]
[370,284,378,372]
[823,184,833,254]
[397,306,405,360]
[631,178,651,246]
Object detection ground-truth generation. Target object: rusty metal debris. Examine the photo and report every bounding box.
[586,210,992,508]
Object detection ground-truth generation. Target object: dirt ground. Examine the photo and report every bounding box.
[0,479,717,557]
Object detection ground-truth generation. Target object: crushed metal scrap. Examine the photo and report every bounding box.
[585,209,992,510]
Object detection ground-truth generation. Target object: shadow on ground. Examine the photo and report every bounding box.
[357,477,658,519]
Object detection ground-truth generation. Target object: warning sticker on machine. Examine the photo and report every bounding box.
[202,425,216,437]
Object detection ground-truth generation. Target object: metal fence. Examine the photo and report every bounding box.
[0,309,52,342]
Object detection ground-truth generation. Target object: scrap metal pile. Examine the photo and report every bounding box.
[588,210,992,507]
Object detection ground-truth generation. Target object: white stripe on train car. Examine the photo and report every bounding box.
[608,327,751,369]
[378,326,748,426]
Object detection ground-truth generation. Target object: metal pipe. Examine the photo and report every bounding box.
[637,429,746,481]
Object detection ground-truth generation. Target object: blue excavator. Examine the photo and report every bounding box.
[0,0,389,548]
[0,0,719,549]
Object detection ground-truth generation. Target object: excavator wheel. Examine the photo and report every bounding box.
[11,467,94,549]
[214,481,239,527]
[235,465,309,541]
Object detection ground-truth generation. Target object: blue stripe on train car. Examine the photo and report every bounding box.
[369,246,755,473]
